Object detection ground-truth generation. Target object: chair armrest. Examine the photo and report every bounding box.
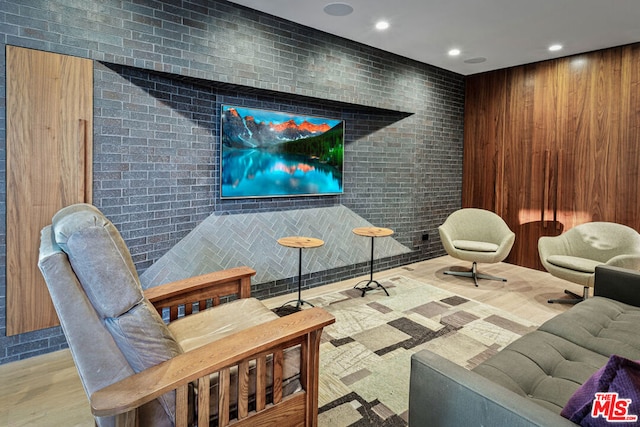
[144,266,256,320]
[605,254,640,270]
[438,224,457,256]
[410,350,576,427]
[594,265,640,307]
[90,307,335,419]
[537,234,568,261]
[495,229,516,259]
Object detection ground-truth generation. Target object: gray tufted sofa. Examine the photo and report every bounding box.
[409,265,640,426]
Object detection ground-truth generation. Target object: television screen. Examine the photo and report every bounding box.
[220,105,344,199]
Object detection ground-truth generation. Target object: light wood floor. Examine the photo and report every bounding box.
[0,256,577,426]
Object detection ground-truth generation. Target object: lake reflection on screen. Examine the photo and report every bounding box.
[221,149,342,198]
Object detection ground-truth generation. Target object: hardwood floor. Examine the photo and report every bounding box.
[0,256,575,426]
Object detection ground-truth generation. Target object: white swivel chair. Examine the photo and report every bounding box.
[538,221,640,304]
[439,208,515,287]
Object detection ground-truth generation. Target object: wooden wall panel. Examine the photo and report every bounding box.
[463,42,640,270]
[615,44,640,229]
[462,70,506,212]
[502,62,564,269]
[6,46,93,335]
[559,48,625,229]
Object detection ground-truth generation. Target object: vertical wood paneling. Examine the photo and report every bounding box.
[6,46,93,335]
[559,49,625,229]
[502,65,534,266]
[616,44,640,229]
[462,70,506,212]
[464,43,640,270]
[503,62,563,269]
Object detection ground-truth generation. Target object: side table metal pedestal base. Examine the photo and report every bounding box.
[352,227,394,297]
[275,237,323,314]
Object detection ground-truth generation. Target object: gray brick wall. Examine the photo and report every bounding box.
[0,0,464,364]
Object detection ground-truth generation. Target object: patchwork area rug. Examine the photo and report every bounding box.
[310,276,539,427]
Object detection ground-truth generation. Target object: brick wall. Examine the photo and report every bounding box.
[0,0,464,364]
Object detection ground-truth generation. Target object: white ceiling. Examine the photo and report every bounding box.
[227,0,640,75]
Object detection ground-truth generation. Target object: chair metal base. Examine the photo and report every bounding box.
[443,261,507,287]
[547,287,589,304]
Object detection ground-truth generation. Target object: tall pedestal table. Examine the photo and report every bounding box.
[352,226,394,297]
[277,236,324,312]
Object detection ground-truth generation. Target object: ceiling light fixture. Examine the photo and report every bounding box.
[323,3,354,17]
[375,20,390,30]
[448,49,461,56]
[549,44,563,52]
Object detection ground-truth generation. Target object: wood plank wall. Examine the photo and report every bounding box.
[6,46,93,335]
[463,43,640,269]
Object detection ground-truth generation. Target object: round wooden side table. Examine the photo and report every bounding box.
[277,236,324,311]
[352,227,394,297]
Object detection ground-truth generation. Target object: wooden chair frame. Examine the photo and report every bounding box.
[90,266,335,427]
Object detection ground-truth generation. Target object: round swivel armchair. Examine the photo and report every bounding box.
[538,221,640,304]
[438,208,515,287]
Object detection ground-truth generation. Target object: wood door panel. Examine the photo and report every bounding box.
[6,46,93,335]
[615,44,640,230]
[503,62,559,267]
[464,43,640,270]
[462,70,506,212]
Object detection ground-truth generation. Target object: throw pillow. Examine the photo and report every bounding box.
[561,354,640,426]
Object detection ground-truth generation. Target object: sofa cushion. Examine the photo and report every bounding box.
[170,298,277,351]
[53,204,180,423]
[52,203,105,251]
[561,355,640,426]
[538,297,640,360]
[54,205,143,318]
[38,225,152,427]
[107,301,183,373]
[547,255,602,273]
[169,298,301,417]
[169,298,301,379]
[472,330,609,414]
[106,300,183,422]
[453,239,499,252]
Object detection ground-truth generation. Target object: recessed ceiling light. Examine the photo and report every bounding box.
[549,44,563,52]
[375,20,389,30]
[448,49,461,56]
[323,3,354,17]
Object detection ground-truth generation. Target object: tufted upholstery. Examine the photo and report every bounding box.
[538,297,640,359]
[409,265,640,426]
[471,331,608,413]
[472,296,640,415]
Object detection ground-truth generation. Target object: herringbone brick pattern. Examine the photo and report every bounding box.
[140,206,411,289]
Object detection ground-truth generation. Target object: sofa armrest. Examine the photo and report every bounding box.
[91,307,334,427]
[409,350,576,427]
[144,266,256,320]
[594,265,640,307]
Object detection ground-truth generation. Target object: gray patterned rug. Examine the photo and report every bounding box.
[310,276,538,426]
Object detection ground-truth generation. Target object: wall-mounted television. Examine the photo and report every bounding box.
[220,105,344,199]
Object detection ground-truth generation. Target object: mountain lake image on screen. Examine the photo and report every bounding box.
[220,105,345,198]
